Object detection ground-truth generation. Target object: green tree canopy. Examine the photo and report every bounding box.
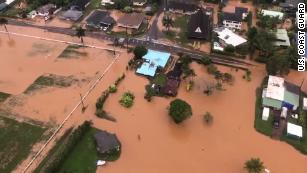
[244,158,265,173]
[133,45,148,59]
[75,26,85,43]
[162,14,174,31]
[169,99,192,124]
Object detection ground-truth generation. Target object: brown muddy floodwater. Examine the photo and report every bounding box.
[91,63,307,173]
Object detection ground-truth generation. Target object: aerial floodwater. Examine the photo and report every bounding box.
[0,0,307,172]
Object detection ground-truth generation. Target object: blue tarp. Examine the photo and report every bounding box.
[136,49,171,77]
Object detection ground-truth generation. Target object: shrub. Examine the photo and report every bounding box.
[204,112,213,124]
[207,64,218,74]
[119,92,135,108]
[201,56,212,65]
[109,84,117,93]
[96,91,109,110]
[222,73,234,84]
[169,99,192,123]
[133,46,148,59]
[224,45,235,53]
[123,6,133,13]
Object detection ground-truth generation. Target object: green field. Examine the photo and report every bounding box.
[0,115,46,173]
[57,128,99,173]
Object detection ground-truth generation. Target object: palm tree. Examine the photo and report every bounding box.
[75,26,85,44]
[244,158,265,173]
[0,18,9,32]
[162,14,174,32]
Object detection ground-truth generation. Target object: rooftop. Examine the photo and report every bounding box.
[86,10,115,26]
[60,9,83,21]
[261,9,284,20]
[167,1,199,13]
[274,29,290,47]
[136,49,171,77]
[188,9,212,40]
[214,27,247,47]
[117,13,145,29]
[95,130,120,154]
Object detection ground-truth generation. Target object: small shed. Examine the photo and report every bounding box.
[262,107,270,121]
[287,122,303,138]
[303,98,307,110]
[95,130,121,154]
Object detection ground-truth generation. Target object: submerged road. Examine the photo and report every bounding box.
[7,18,253,70]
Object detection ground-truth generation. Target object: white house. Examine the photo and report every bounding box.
[214,27,247,47]
[222,7,248,30]
[101,0,114,6]
[133,0,147,6]
[261,9,284,20]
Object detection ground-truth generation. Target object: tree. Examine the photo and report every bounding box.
[224,45,235,53]
[246,27,258,55]
[246,11,253,28]
[75,26,85,44]
[119,92,135,108]
[256,15,280,29]
[254,30,275,58]
[266,52,290,76]
[162,14,174,32]
[123,6,133,13]
[0,18,9,32]
[203,112,213,124]
[133,45,148,59]
[169,99,192,124]
[207,64,218,75]
[244,158,265,173]
[114,0,129,9]
[201,56,212,65]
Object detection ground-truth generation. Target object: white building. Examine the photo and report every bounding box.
[261,9,284,20]
[222,7,248,30]
[213,27,247,47]
[101,0,114,6]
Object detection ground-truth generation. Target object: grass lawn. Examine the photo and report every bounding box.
[0,114,46,173]
[24,74,76,94]
[58,44,87,59]
[0,92,11,103]
[153,73,167,87]
[57,128,99,173]
[254,77,307,154]
[163,15,190,45]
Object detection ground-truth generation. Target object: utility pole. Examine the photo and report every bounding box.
[80,93,86,113]
[126,26,128,50]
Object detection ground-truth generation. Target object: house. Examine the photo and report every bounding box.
[222,7,248,30]
[37,4,57,17]
[213,27,247,47]
[261,9,284,20]
[163,63,182,96]
[187,9,212,40]
[69,0,91,10]
[117,13,145,30]
[280,0,303,14]
[136,49,171,77]
[60,6,83,21]
[167,1,199,15]
[101,0,114,6]
[95,130,121,155]
[86,10,115,30]
[273,29,290,47]
[262,75,300,111]
[133,0,147,6]
[0,0,16,11]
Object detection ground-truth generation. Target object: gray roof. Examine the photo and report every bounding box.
[86,10,115,26]
[95,130,120,154]
[60,9,83,21]
[117,13,145,29]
